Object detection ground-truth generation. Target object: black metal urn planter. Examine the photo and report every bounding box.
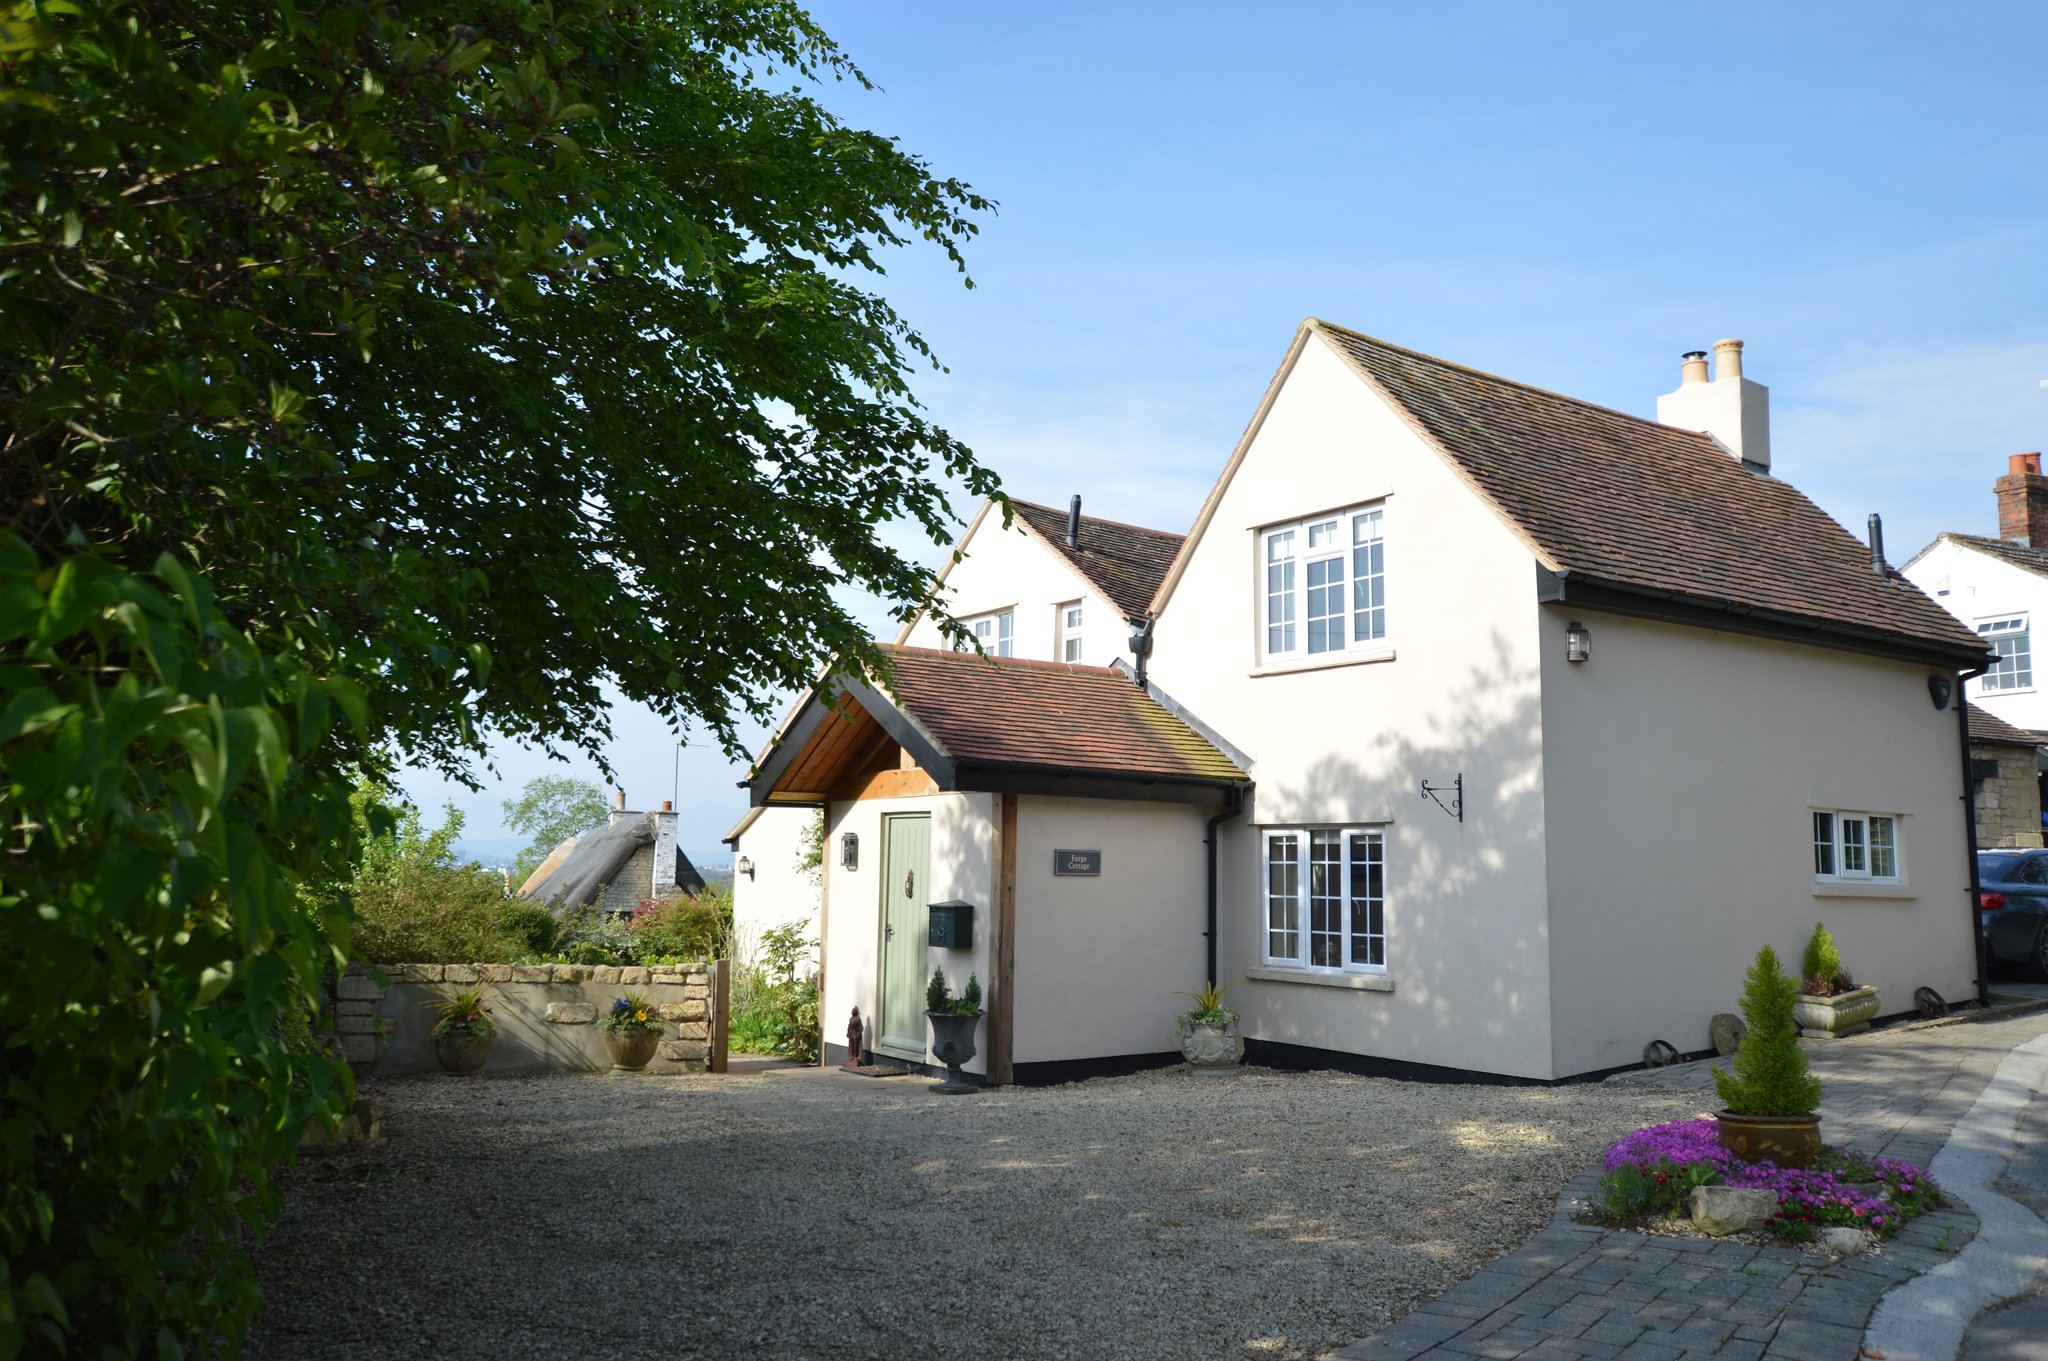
[925,968,984,1094]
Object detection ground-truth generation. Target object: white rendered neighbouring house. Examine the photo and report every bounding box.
[742,323,1993,1084]
[1899,455,2048,847]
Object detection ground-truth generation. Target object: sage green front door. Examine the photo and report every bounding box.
[877,813,932,1060]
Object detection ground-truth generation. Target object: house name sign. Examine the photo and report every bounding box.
[1052,849,1102,876]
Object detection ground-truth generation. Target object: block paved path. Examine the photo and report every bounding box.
[1331,1010,2048,1361]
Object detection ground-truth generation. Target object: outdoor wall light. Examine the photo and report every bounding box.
[737,855,755,880]
[1928,675,1954,711]
[840,832,859,871]
[1565,620,1591,664]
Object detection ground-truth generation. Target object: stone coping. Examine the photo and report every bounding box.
[345,961,714,985]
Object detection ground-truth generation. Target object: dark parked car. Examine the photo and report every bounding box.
[1978,849,2048,979]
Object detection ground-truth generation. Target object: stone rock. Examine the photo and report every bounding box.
[339,1034,377,1063]
[649,967,681,981]
[556,965,593,983]
[479,964,514,982]
[1710,1013,1747,1057]
[335,1015,380,1034]
[1820,1226,1876,1257]
[388,962,444,983]
[545,1002,597,1025]
[336,974,384,1001]
[592,966,621,985]
[442,964,479,983]
[677,1020,710,1041]
[619,967,652,985]
[659,1040,706,1063]
[512,965,552,984]
[334,998,376,1017]
[1688,1185,1777,1236]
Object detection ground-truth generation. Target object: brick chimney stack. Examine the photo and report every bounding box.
[1995,453,2048,546]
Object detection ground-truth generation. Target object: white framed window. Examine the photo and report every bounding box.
[969,609,1014,657]
[1812,809,1902,884]
[1264,827,1386,972]
[1058,600,1084,662]
[1260,504,1387,663]
[1978,616,2032,692]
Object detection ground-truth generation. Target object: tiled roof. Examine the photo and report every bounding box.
[1941,533,2048,581]
[877,645,1246,784]
[1315,324,1989,662]
[1009,499,1185,623]
[1968,703,2043,748]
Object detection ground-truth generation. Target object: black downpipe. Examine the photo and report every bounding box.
[1205,791,1244,987]
[1957,669,1992,1007]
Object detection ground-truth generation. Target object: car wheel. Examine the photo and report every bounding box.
[2031,923,2048,984]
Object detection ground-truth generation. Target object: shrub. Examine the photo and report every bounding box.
[498,901,561,957]
[1800,921,1854,996]
[628,886,732,961]
[350,861,518,963]
[730,917,819,1061]
[1712,945,1822,1117]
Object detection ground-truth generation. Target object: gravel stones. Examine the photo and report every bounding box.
[245,1066,1696,1361]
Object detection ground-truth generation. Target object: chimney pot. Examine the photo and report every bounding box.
[1995,453,2048,546]
[661,800,673,812]
[1066,495,1081,549]
[1713,338,1744,381]
[1680,351,1709,385]
[615,788,626,811]
[1867,513,1886,574]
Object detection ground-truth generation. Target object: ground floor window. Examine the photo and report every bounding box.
[1264,827,1385,971]
[1812,809,1902,883]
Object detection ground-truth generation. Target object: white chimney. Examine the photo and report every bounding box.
[1656,338,1771,473]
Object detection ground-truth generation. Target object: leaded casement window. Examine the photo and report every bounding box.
[1978,616,2033,692]
[1264,827,1386,972]
[969,609,1014,657]
[1812,809,1902,884]
[1058,600,1084,662]
[1260,505,1387,663]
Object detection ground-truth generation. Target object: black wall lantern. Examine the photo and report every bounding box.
[736,855,755,880]
[1565,620,1591,664]
[1928,675,1954,711]
[840,831,859,871]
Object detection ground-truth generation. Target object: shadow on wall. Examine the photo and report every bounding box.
[1241,628,1552,1074]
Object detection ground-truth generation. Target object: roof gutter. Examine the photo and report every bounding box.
[1205,789,1245,987]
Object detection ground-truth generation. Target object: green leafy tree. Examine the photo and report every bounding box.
[1713,946,1823,1117]
[503,775,610,882]
[0,1,993,1352]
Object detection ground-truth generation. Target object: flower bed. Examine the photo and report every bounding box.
[1595,1119,1942,1242]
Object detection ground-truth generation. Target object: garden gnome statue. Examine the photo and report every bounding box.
[845,1006,866,1068]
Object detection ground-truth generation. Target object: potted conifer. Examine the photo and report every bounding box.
[1713,944,1824,1167]
[924,968,983,1095]
[1792,922,1881,1039]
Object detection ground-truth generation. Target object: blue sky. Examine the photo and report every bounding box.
[405,2,2048,860]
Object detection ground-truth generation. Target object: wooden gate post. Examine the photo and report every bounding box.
[709,957,730,1074]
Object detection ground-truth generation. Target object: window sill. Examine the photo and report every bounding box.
[1812,883,1917,900]
[1246,965,1395,992]
[1251,647,1396,678]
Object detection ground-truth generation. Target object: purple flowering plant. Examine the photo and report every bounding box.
[1596,1119,1943,1242]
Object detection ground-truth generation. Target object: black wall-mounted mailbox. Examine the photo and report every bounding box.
[928,900,974,950]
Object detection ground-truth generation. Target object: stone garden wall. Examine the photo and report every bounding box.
[1975,741,2045,849]
[334,960,728,1076]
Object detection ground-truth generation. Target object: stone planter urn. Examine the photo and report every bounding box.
[925,1010,983,1094]
[434,1029,492,1075]
[1792,985,1880,1039]
[1178,1019,1244,1075]
[1715,1111,1823,1169]
[605,1028,661,1072]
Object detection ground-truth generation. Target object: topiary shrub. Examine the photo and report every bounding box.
[497,901,560,957]
[1713,945,1822,1117]
[1799,921,1854,996]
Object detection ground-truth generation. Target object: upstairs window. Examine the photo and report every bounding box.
[1261,505,1387,663]
[969,610,1014,657]
[1058,601,1084,662]
[1978,616,2032,692]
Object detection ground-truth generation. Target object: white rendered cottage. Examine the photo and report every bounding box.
[743,323,1993,1084]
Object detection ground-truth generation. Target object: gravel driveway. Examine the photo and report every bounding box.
[246,1065,1697,1361]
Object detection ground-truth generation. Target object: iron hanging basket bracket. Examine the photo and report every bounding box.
[1419,773,1463,823]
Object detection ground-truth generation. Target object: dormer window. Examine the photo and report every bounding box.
[1261,504,1386,663]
